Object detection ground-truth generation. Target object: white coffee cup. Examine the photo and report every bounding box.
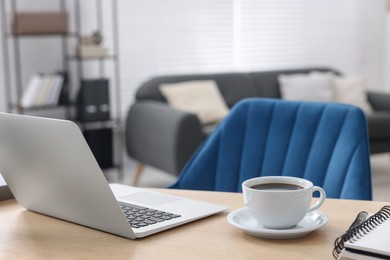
[242,176,326,229]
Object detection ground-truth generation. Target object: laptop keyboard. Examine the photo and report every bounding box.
[120,204,181,229]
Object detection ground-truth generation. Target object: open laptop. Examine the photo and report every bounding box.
[0,113,227,239]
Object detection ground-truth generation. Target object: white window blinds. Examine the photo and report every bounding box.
[238,0,364,72]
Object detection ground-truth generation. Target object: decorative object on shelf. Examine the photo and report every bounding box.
[77,31,107,58]
[76,79,110,122]
[10,12,68,35]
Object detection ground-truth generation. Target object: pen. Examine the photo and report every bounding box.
[348,211,368,230]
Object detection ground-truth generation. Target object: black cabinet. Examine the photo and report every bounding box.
[83,127,113,169]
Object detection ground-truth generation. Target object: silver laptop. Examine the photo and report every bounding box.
[0,113,227,239]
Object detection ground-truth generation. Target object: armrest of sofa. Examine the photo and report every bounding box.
[367,91,390,112]
[125,101,204,176]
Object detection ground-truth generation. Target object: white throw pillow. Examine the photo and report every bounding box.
[278,72,334,102]
[332,76,373,113]
[159,80,229,124]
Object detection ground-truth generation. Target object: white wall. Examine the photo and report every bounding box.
[384,11,390,90]
[0,22,4,112]
[361,1,387,90]
[0,0,388,116]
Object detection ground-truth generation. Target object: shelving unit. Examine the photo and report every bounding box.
[0,0,123,174]
[1,0,71,116]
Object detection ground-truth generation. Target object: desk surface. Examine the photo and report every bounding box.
[0,189,387,259]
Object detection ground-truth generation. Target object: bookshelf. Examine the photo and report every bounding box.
[0,0,123,173]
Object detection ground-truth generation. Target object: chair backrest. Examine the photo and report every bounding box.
[171,98,372,200]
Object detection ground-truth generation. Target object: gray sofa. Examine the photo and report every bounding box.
[125,68,390,177]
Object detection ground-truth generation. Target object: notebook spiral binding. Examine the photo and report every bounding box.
[332,206,390,259]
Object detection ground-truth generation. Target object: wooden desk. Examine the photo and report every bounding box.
[0,189,387,259]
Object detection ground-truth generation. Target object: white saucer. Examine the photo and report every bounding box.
[227,208,328,239]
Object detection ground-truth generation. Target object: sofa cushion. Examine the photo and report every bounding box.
[249,68,340,98]
[159,80,229,124]
[136,73,258,108]
[367,112,390,140]
[202,123,219,138]
[332,76,373,114]
[278,72,334,101]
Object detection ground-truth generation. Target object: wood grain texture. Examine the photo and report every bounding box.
[0,189,386,260]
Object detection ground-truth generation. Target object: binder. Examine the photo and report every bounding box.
[76,79,110,122]
[333,206,390,259]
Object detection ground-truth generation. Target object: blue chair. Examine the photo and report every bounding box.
[171,98,372,200]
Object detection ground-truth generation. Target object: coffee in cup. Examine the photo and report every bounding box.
[242,176,326,229]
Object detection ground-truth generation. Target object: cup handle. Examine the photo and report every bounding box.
[308,186,326,212]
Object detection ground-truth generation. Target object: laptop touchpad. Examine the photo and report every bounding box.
[119,192,181,207]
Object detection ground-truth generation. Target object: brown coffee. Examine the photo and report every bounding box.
[250,183,304,191]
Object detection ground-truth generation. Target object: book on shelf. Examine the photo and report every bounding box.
[58,72,69,106]
[19,73,65,109]
[333,206,390,260]
[19,74,41,108]
[47,75,65,106]
[34,74,51,107]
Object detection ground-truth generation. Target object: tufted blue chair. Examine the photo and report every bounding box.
[171,98,372,200]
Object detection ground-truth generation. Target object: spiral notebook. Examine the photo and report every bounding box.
[333,206,390,260]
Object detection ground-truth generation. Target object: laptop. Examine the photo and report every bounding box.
[0,113,227,239]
